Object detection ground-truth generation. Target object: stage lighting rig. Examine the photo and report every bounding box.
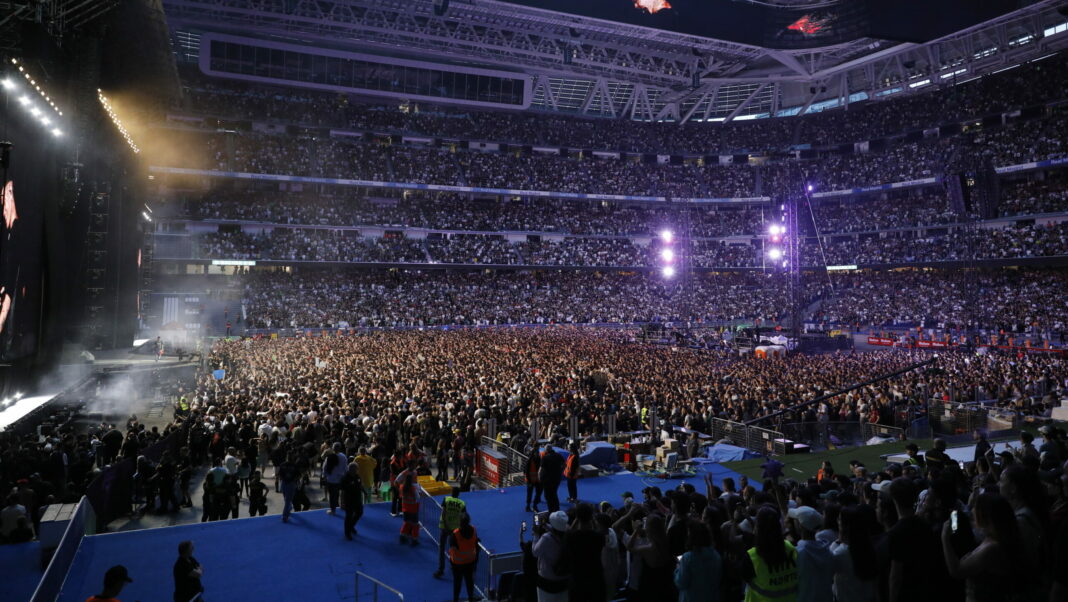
[3,58,65,137]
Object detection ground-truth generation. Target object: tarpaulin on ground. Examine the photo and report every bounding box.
[579,441,618,468]
[705,443,762,462]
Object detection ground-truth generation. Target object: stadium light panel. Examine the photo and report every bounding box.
[768,248,783,260]
[660,248,674,263]
[662,266,676,278]
[660,229,674,243]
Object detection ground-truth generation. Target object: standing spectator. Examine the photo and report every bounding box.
[628,514,678,601]
[448,512,480,602]
[278,451,300,523]
[829,506,877,602]
[322,443,347,515]
[675,519,722,602]
[396,466,421,546]
[87,565,133,602]
[940,492,1020,602]
[973,430,992,466]
[524,449,542,513]
[741,505,798,602]
[389,449,407,517]
[247,471,268,517]
[436,487,466,578]
[340,463,364,540]
[562,503,605,601]
[886,478,939,602]
[353,448,377,504]
[1,494,29,540]
[540,444,565,513]
[173,540,204,602]
[789,505,834,602]
[565,442,581,505]
[533,511,570,602]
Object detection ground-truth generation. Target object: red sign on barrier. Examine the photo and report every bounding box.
[476,447,505,487]
[867,337,895,346]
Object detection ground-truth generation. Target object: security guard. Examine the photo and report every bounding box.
[434,487,466,578]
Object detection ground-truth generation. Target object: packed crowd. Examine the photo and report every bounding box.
[236,270,793,328]
[185,219,1068,267]
[815,269,1068,334]
[518,427,1068,602]
[175,53,1068,154]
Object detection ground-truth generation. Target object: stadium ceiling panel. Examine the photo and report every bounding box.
[163,0,1068,122]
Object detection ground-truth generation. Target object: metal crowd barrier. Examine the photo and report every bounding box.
[355,571,405,602]
[30,496,95,602]
[708,417,787,455]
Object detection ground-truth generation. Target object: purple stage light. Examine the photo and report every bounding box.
[768,225,781,236]
[807,184,814,192]
[768,248,783,260]
[662,266,676,278]
[660,248,675,262]
[660,229,674,243]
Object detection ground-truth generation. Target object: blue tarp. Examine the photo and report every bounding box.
[580,441,618,468]
[705,444,762,462]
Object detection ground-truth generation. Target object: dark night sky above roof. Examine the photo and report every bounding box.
[495,0,1025,49]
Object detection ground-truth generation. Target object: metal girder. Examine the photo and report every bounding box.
[725,83,768,122]
[164,0,1068,123]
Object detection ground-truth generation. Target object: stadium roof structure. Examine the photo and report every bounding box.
[164,0,1068,122]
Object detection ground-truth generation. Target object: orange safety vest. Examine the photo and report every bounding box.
[449,526,479,565]
[401,482,419,514]
[565,454,578,479]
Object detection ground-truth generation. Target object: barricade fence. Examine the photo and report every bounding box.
[479,436,529,488]
[927,400,1019,436]
[84,419,192,530]
[416,486,506,600]
[708,418,787,456]
[31,496,95,602]
[777,421,905,451]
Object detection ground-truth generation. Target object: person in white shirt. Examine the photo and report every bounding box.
[829,506,878,602]
[0,495,30,539]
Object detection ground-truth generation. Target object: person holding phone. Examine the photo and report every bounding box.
[941,492,1020,602]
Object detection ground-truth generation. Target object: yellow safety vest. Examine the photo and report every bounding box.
[745,541,799,602]
[439,496,466,531]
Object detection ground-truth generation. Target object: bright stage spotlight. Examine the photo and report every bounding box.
[1,79,13,90]
[768,248,783,260]
[662,266,676,278]
[660,248,675,262]
[768,224,782,236]
[660,229,674,243]
[807,184,814,192]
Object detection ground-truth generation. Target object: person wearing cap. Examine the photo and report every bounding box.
[924,439,950,475]
[788,505,834,602]
[532,510,570,601]
[87,565,132,602]
[173,540,203,602]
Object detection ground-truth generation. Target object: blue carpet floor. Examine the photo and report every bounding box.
[426,467,746,556]
[55,465,745,602]
[0,540,45,601]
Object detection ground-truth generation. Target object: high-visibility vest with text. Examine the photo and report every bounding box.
[745,542,798,602]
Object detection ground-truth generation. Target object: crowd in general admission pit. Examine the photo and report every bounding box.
[175,52,1068,154]
[78,329,1068,602]
[234,270,795,329]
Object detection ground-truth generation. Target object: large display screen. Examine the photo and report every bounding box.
[0,96,52,362]
[494,0,1020,49]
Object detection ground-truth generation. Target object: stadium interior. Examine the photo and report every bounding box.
[3,0,1068,600]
